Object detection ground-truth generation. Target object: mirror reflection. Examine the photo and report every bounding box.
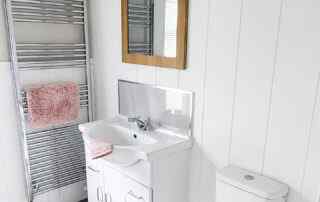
[128,0,178,57]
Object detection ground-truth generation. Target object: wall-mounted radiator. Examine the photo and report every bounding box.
[3,0,94,201]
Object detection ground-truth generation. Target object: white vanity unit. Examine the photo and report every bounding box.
[80,80,194,202]
[80,119,192,202]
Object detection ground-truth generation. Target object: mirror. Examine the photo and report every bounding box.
[118,80,193,135]
[128,0,178,57]
[122,0,188,69]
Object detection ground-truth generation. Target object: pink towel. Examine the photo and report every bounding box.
[26,81,80,129]
[86,139,113,159]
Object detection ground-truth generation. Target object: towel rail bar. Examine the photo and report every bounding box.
[28,134,83,150]
[18,60,86,69]
[26,123,81,135]
[17,50,86,54]
[31,160,85,176]
[17,43,85,47]
[12,9,84,17]
[12,0,84,5]
[30,155,85,172]
[13,14,84,21]
[33,172,85,192]
[34,175,86,195]
[27,131,81,144]
[11,0,85,25]
[30,151,85,166]
[19,65,86,71]
[18,55,86,60]
[28,138,83,152]
[29,142,84,159]
[11,2,84,10]
[30,152,85,169]
[30,159,85,174]
[32,169,85,185]
[14,19,84,24]
[29,150,85,164]
[32,166,85,184]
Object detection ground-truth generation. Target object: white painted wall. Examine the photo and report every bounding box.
[0,0,8,61]
[0,62,27,202]
[89,0,320,202]
[0,1,27,201]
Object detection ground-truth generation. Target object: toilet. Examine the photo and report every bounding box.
[216,166,289,202]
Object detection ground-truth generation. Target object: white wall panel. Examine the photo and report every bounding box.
[179,0,210,200]
[202,0,243,169]
[178,0,210,201]
[301,74,320,202]
[200,1,243,201]
[263,0,320,201]
[229,0,282,173]
[156,67,179,88]
[137,66,157,85]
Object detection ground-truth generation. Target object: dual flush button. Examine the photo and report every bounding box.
[244,174,255,181]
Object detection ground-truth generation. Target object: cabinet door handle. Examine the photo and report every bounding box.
[97,187,100,202]
[125,190,145,202]
[105,192,112,202]
[97,187,104,202]
[104,192,108,202]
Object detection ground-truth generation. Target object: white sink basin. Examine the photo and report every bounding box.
[86,124,158,147]
[80,122,157,147]
[79,118,192,167]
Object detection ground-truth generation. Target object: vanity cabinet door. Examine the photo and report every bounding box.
[102,166,124,202]
[87,165,104,202]
[122,177,153,202]
[102,165,152,202]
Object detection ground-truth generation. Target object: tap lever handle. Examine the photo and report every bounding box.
[128,116,139,122]
[127,117,151,131]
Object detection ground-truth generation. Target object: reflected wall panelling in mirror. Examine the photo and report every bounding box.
[122,0,189,69]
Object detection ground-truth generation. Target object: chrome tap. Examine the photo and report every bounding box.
[128,116,152,131]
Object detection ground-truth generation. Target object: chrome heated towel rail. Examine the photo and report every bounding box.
[4,0,94,201]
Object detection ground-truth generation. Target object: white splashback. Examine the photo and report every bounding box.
[118,80,193,134]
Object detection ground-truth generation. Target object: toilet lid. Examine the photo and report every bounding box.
[217,166,289,200]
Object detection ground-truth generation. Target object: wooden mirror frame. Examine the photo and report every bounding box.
[121,0,189,69]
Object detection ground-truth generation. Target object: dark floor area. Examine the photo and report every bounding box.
[79,199,87,202]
